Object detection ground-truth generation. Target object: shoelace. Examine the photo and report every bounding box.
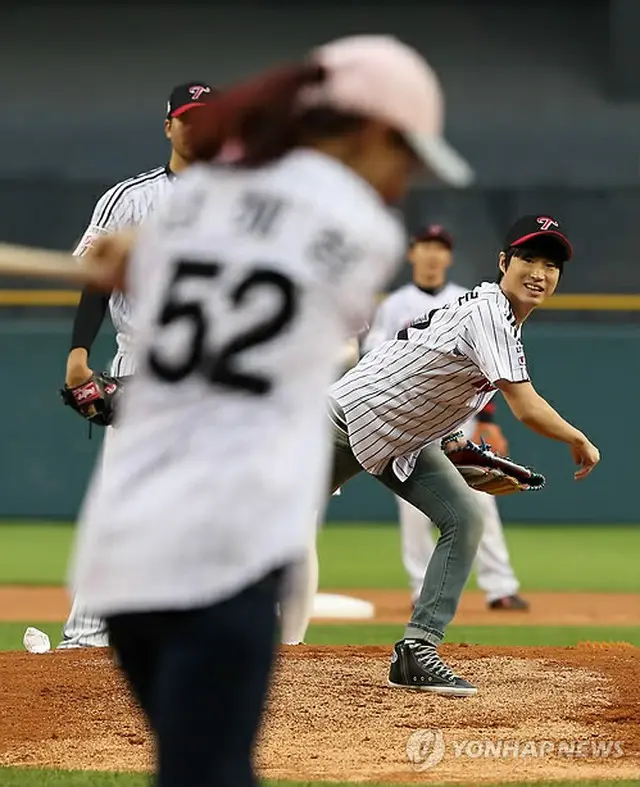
[408,641,457,682]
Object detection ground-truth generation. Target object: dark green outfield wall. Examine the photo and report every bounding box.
[0,319,634,524]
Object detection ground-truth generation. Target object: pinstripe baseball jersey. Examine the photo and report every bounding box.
[70,149,405,615]
[330,281,529,481]
[73,166,174,372]
[362,281,467,353]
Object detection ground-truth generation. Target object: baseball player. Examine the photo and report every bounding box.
[362,224,529,611]
[58,80,216,649]
[67,36,472,787]
[314,214,599,696]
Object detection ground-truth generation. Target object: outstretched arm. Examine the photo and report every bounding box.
[497,379,600,479]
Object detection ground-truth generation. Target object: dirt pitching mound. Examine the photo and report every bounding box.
[0,644,638,783]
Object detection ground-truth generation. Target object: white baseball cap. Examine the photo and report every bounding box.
[302,35,474,188]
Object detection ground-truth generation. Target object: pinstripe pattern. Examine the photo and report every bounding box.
[330,282,529,481]
[362,281,466,354]
[92,167,166,228]
[110,351,137,377]
[72,166,173,368]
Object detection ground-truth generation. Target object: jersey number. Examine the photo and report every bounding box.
[397,291,479,339]
[397,309,436,340]
[148,259,297,395]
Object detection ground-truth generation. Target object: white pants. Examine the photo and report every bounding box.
[397,490,520,604]
[58,424,114,647]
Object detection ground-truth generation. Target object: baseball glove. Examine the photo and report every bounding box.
[444,438,546,495]
[60,373,124,427]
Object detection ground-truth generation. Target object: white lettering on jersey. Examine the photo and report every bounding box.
[71,149,405,615]
[362,281,467,352]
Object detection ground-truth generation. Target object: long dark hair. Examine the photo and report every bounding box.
[185,62,368,167]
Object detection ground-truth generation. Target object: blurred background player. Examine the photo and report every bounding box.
[58,80,215,649]
[362,225,529,611]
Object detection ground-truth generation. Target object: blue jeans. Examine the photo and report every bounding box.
[329,405,483,644]
[107,568,283,787]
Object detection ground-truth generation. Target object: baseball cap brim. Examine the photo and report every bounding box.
[510,230,573,260]
[405,132,475,188]
[170,101,209,118]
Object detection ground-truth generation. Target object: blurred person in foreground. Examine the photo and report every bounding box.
[67,35,473,787]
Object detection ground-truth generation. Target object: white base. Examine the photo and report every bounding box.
[311,592,374,620]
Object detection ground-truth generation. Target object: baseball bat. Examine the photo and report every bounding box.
[0,242,90,285]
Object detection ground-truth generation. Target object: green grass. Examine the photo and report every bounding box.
[2,622,639,653]
[0,773,637,787]
[0,622,62,651]
[1,522,640,591]
[307,624,640,647]
[0,523,73,584]
[317,524,640,591]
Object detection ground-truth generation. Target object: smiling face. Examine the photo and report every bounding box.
[498,245,563,316]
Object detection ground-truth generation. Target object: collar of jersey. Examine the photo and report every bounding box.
[164,164,176,181]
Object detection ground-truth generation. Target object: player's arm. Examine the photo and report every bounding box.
[66,289,111,386]
[65,190,135,386]
[496,379,599,479]
[462,303,599,479]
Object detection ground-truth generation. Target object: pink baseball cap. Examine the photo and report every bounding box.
[301,35,474,188]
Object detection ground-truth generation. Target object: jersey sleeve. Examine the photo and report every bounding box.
[69,288,111,353]
[72,185,136,256]
[461,300,529,384]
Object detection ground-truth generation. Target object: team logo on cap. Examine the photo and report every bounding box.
[189,85,211,100]
[536,216,559,231]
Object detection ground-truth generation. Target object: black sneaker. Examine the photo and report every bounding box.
[388,639,477,697]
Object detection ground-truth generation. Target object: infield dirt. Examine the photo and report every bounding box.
[0,644,638,783]
[2,586,639,625]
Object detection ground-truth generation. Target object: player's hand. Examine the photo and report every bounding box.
[570,435,600,480]
[472,423,509,456]
[82,230,137,293]
[66,348,93,388]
